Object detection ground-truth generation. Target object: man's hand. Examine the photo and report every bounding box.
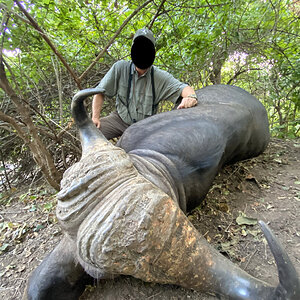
[92,117,101,128]
[177,97,198,109]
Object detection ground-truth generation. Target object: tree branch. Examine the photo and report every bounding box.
[0,110,29,142]
[78,0,153,81]
[227,68,261,85]
[0,58,62,189]
[14,0,81,89]
[149,0,167,30]
[2,58,59,139]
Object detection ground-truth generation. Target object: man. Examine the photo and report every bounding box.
[92,28,198,140]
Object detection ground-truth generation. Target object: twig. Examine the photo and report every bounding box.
[244,248,258,270]
[227,68,262,85]
[225,220,233,232]
[148,0,167,30]
[0,148,11,189]
[0,211,25,214]
[147,292,162,299]
[203,230,209,237]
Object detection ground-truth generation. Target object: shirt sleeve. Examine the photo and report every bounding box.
[95,61,124,98]
[154,68,188,104]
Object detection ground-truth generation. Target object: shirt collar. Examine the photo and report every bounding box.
[131,62,152,77]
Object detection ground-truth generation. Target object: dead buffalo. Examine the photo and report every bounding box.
[26,85,300,300]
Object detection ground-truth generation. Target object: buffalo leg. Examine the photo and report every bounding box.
[25,235,93,300]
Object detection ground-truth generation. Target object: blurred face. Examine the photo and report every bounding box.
[131,36,156,69]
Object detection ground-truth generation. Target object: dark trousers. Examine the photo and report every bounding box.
[100,111,130,140]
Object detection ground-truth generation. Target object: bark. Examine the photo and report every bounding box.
[209,56,223,85]
[209,50,228,85]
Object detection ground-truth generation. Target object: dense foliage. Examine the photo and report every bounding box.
[0,0,299,190]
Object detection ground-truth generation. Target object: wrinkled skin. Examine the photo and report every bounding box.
[26,85,300,300]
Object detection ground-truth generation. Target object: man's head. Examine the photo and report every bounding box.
[131,28,156,70]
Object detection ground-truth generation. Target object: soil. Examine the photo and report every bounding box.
[0,138,299,300]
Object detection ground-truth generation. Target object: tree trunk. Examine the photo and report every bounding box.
[0,60,62,190]
[209,51,227,85]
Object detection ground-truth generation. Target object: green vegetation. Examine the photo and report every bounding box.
[0,0,299,190]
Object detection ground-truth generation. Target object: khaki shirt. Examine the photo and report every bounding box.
[96,60,187,124]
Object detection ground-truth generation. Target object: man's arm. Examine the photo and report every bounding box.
[177,86,198,109]
[91,60,125,128]
[92,93,105,128]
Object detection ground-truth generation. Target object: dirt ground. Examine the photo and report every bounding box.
[0,138,299,300]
